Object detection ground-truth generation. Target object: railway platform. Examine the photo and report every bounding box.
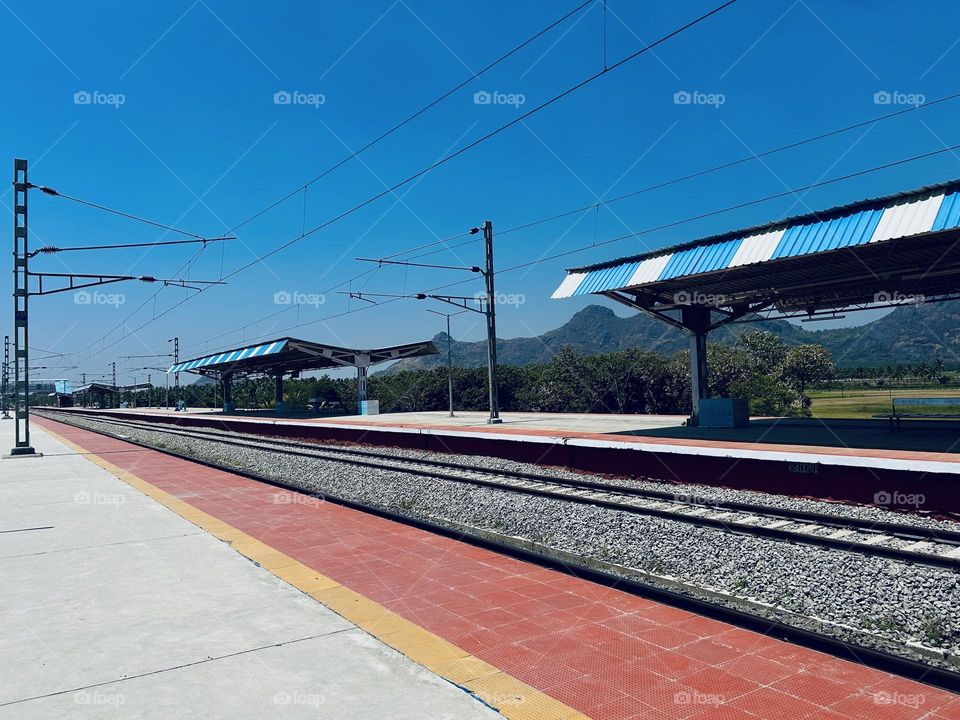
[0,420,499,719]
[60,407,960,517]
[13,415,960,719]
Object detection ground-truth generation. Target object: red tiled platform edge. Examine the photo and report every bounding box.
[36,416,960,720]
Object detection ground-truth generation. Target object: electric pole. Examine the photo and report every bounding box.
[4,160,223,455]
[169,337,179,408]
[111,361,116,408]
[482,220,501,423]
[352,218,502,424]
[9,159,36,455]
[2,335,10,420]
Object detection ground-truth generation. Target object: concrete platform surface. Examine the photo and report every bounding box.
[27,415,960,720]
[0,421,499,719]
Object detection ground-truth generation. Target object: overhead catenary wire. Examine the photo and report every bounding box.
[402,138,960,279]
[30,185,213,240]
[221,0,739,281]
[50,0,603,362]
[380,230,475,261]
[165,138,960,352]
[224,0,598,237]
[28,236,236,257]
[366,88,960,265]
[28,180,230,358]
[58,78,960,361]
[72,242,212,358]
[502,138,960,272]
[59,1,739,363]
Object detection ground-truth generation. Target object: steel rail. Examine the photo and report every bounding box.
[41,410,960,570]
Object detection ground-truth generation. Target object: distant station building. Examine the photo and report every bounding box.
[553,179,960,426]
[52,379,73,408]
[167,337,438,414]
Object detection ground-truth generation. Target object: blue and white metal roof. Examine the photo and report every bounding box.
[553,179,960,299]
[167,337,438,376]
[168,339,289,373]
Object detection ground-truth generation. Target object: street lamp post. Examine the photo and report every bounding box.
[427,308,467,417]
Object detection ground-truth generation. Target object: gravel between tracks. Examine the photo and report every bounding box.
[44,412,960,667]
[66,415,960,533]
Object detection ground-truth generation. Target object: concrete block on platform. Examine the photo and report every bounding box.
[359,400,380,415]
[698,398,750,428]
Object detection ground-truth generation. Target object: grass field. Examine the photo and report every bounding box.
[809,387,960,419]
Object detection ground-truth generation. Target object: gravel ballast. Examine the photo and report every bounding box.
[42,411,960,669]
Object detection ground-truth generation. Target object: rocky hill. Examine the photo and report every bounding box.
[384,302,960,372]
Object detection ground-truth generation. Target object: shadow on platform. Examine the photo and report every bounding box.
[616,417,960,454]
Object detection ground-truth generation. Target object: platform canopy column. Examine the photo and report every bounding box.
[222,372,234,413]
[274,371,285,411]
[356,353,370,414]
[682,305,710,428]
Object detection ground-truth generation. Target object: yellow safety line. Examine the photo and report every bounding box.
[42,424,589,720]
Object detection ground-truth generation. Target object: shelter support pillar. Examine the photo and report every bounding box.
[222,373,234,413]
[682,305,710,427]
[356,354,372,415]
[274,371,287,413]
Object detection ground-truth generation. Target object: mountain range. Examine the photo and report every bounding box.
[386,301,960,372]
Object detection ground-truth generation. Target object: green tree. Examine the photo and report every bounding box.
[782,345,834,407]
[728,374,800,416]
[737,330,788,374]
[706,343,753,397]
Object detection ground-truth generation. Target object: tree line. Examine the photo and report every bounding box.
[96,330,834,417]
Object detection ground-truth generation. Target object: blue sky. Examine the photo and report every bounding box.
[3,0,960,383]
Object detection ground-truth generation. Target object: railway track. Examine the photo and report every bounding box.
[42,410,960,571]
